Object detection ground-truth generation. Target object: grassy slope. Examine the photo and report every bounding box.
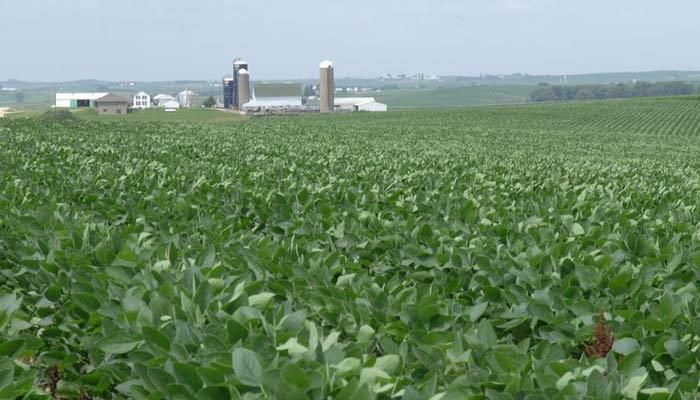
[366,85,533,108]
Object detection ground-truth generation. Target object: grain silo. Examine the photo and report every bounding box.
[238,69,250,108]
[233,59,249,108]
[319,60,335,113]
[223,76,234,108]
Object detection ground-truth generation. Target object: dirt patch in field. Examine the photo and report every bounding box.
[0,108,10,118]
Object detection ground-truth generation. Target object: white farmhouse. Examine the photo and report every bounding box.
[132,91,151,109]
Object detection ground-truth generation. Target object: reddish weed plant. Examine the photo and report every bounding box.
[585,309,614,358]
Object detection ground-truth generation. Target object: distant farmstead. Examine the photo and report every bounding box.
[223,58,388,114]
[94,94,130,115]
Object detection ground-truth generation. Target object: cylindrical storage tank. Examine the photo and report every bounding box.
[319,60,334,113]
[233,60,249,108]
[223,76,234,108]
[238,69,250,109]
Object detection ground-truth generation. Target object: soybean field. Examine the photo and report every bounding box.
[2,96,700,399]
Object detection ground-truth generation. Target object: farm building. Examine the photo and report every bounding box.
[241,82,303,113]
[55,93,108,108]
[94,94,130,115]
[132,91,151,109]
[335,97,387,112]
[153,94,176,107]
[177,90,196,108]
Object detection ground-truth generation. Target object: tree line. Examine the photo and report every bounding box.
[529,81,698,102]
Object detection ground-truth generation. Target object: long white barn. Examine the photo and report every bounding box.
[335,97,388,112]
[55,93,109,108]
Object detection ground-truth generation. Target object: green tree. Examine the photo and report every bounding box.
[575,88,596,100]
[203,96,216,108]
[303,85,315,98]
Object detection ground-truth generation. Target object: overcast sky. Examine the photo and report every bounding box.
[1,0,698,81]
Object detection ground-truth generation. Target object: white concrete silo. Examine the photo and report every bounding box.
[238,69,250,109]
[319,60,335,113]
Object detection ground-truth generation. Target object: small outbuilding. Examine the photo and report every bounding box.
[94,94,130,115]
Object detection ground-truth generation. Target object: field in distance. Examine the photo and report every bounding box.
[1,96,700,398]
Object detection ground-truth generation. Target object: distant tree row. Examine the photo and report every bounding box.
[529,81,697,103]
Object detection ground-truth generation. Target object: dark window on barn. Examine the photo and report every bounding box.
[77,99,90,107]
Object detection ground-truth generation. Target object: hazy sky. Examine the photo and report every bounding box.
[2,0,698,81]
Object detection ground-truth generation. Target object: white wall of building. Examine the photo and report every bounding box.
[55,93,108,108]
[357,101,388,112]
[55,99,73,108]
[132,92,151,109]
[334,97,387,112]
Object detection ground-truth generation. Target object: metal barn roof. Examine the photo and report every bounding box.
[252,82,302,98]
[95,94,130,103]
[55,93,109,100]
